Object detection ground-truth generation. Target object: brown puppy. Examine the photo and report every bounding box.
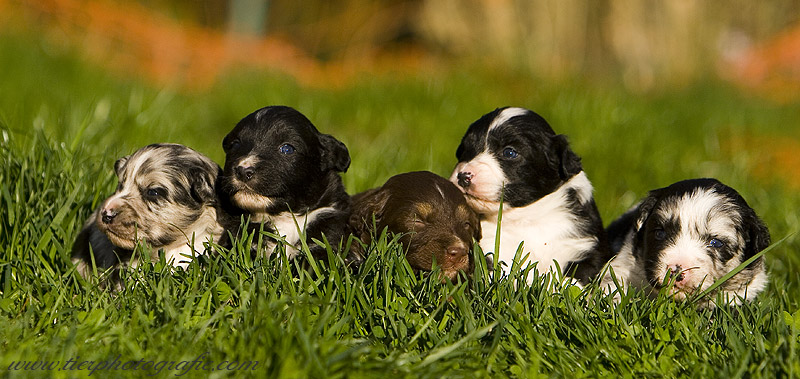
[350,171,482,281]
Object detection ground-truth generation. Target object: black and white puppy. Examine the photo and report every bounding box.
[218,105,351,261]
[602,178,770,306]
[72,143,224,280]
[450,107,611,284]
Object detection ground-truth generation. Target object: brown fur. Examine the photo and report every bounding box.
[349,171,483,281]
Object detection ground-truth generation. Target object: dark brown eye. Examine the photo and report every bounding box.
[654,228,667,241]
[225,138,241,151]
[143,187,166,201]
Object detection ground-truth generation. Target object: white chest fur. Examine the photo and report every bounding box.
[480,172,597,280]
[158,207,224,268]
[252,206,336,259]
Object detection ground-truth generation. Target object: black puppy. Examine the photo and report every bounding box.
[350,171,482,281]
[450,107,611,284]
[601,178,770,306]
[218,106,352,261]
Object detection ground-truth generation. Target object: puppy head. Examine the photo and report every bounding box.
[632,179,770,300]
[350,171,482,280]
[220,106,350,214]
[450,107,582,214]
[96,144,220,250]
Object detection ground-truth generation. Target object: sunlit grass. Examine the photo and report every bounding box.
[1,30,799,377]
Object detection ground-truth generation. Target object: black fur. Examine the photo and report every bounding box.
[218,105,352,261]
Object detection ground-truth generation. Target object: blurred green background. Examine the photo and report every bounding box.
[2,0,799,205]
[0,0,798,256]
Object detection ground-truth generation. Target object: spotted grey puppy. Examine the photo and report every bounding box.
[602,178,770,306]
[71,144,225,280]
[218,105,351,261]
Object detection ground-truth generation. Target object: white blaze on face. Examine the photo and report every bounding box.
[487,107,530,134]
[653,189,742,297]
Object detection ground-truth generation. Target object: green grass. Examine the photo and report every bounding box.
[2,29,800,378]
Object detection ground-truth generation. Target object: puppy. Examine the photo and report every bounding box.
[450,107,611,284]
[602,178,770,306]
[349,171,482,281]
[218,105,352,261]
[72,143,224,280]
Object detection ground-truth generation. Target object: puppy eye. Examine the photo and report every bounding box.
[464,222,472,230]
[502,147,519,159]
[654,228,667,241]
[279,144,296,155]
[227,138,241,151]
[145,187,166,199]
[708,239,724,248]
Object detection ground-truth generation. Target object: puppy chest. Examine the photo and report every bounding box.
[480,219,595,273]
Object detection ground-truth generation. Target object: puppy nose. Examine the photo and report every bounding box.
[456,172,473,188]
[234,165,255,181]
[101,208,118,224]
[668,265,685,282]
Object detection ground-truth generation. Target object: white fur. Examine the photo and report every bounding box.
[252,206,336,258]
[487,107,530,134]
[450,152,507,214]
[481,171,597,282]
[159,207,224,268]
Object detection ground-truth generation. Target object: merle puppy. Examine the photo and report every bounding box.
[450,107,611,284]
[72,144,224,282]
[601,178,770,306]
[218,106,351,260]
[349,171,482,281]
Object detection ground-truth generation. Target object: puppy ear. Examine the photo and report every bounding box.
[114,155,130,177]
[319,133,351,173]
[471,215,482,242]
[348,188,390,247]
[743,207,771,259]
[189,165,220,204]
[551,134,582,180]
[634,195,659,233]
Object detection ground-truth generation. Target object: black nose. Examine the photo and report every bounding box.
[234,165,255,181]
[101,209,118,224]
[456,172,473,188]
[668,265,685,282]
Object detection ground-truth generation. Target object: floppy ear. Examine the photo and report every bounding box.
[473,222,482,242]
[189,165,220,204]
[550,134,582,180]
[634,194,659,233]
[114,155,130,177]
[628,194,659,259]
[743,207,771,259]
[319,133,351,173]
[348,188,390,247]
